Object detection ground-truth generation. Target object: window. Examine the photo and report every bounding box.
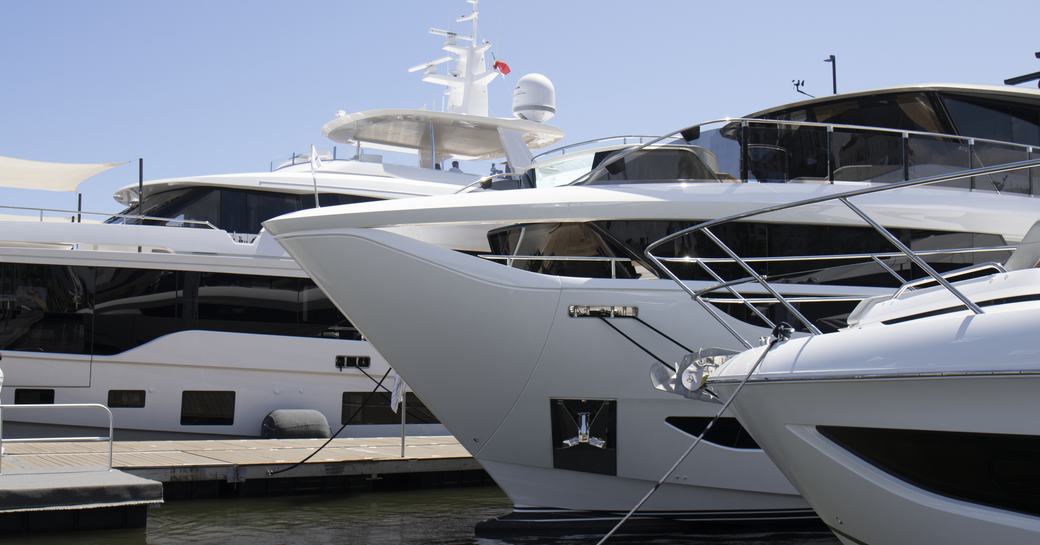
[820,426,1040,518]
[2,263,357,355]
[14,389,54,404]
[108,390,146,408]
[580,147,718,185]
[941,93,1040,146]
[93,268,182,355]
[107,188,381,234]
[0,264,93,355]
[180,391,235,425]
[341,392,438,425]
[665,417,760,449]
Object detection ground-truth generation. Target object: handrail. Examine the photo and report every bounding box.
[892,262,1007,298]
[568,116,1037,188]
[643,157,1040,348]
[531,135,661,161]
[0,403,114,474]
[0,204,219,230]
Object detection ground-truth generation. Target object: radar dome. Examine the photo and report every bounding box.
[512,73,556,123]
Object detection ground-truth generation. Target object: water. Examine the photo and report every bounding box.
[10,486,839,545]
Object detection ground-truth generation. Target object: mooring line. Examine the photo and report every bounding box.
[595,324,791,544]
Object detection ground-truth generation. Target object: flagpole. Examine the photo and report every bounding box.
[310,144,321,208]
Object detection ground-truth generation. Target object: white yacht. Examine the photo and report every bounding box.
[265,84,1040,531]
[0,1,563,439]
[694,158,1040,545]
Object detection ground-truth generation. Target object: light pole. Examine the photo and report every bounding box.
[824,55,837,94]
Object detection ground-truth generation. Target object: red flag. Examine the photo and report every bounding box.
[494,60,511,75]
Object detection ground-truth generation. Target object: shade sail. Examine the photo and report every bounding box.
[0,155,126,192]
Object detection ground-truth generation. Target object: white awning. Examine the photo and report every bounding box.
[0,155,126,192]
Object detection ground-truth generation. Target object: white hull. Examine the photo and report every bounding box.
[713,281,1040,545]
[272,226,814,515]
[0,330,445,438]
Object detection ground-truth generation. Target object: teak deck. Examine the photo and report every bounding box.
[0,436,477,483]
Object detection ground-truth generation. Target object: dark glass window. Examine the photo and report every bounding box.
[93,268,182,356]
[2,262,357,356]
[0,264,93,355]
[665,416,760,449]
[107,188,380,233]
[195,273,301,334]
[181,391,235,425]
[941,93,1040,146]
[341,392,438,425]
[108,390,146,408]
[764,92,947,133]
[14,389,54,404]
[820,426,1040,518]
[581,147,718,185]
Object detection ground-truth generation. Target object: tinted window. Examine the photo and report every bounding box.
[764,92,947,133]
[820,426,1040,518]
[0,264,93,354]
[93,268,182,355]
[1,263,356,355]
[109,188,380,233]
[108,390,146,408]
[181,391,235,425]
[490,220,1007,288]
[15,389,54,404]
[582,147,718,185]
[941,93,1040,146]
[665,416,760,449]
[341,392,438,425]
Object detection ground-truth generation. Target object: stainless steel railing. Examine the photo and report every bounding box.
[532,135,661,161]
[643,158,1040,349]
[0,403,114,474]
[0,204,219,229]
[479,245,1014,281]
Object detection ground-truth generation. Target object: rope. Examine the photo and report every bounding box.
[595,324,791,544]
[599,317,675,371]
[267,368,392,476]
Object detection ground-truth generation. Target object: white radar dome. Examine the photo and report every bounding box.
[512,73,556,123]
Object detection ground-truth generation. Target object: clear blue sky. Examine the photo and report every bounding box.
[1,0,1037,214]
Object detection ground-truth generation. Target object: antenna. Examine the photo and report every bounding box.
[792,80,815,98]
[1004,51,1040,88]
[410,0,501,116]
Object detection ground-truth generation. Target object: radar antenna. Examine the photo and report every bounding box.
[411,0,506,116]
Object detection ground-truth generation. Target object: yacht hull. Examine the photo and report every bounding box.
[713,305,1040,545]
[273,226,815,520]
[0,331,445,438]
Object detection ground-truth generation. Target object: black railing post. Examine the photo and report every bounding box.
[740,121,750,183]
[968,139,975,191]
[827,126,834,183]
[901,132,910,181]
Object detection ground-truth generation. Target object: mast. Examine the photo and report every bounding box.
[407,0,501,117]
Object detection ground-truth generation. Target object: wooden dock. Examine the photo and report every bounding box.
[0,436,483,532]
[1,435,478,486]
